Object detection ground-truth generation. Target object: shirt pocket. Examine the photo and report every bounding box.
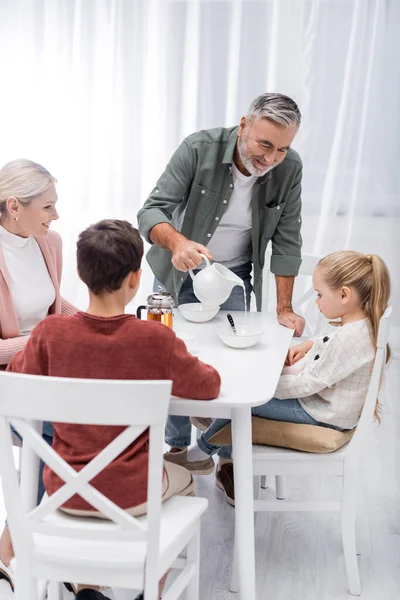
[262,201,286,241]
[185,181,218,224]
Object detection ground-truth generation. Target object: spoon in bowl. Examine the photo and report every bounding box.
[227,313,237,335]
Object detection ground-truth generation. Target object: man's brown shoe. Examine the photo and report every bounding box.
[164,447,215,475]
[216,463,235,506]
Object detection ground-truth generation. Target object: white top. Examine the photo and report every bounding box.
[0,226,55,336]
[206,163,257,268]
[275,319,375,429]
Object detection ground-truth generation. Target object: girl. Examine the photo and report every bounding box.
[186,250,391,506]
[0,159,77,589]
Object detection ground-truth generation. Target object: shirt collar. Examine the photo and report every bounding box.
[222,126,240,165]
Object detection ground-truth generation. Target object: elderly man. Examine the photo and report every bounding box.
[137,92,305,482]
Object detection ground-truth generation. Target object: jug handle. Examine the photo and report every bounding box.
[189,253,210,281]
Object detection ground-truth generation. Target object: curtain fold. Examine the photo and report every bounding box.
[0,0,397,317]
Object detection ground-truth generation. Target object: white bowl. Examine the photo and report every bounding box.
[178,302,220,323]
[217,326,264,349]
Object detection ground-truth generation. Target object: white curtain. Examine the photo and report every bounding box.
[0,0,398,323]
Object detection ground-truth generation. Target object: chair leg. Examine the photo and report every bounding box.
[253,476,260,528]
[275,475,286,500]
[47,581,62,600]
[260,475,268,489]
[144,565,159,600]
[15,556,37,600]
[355,512,363,557]
[253,476,260,501]
[185,524,200,600]
[341,472,361,596]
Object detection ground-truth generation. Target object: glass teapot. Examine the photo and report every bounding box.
[136,287,174,329]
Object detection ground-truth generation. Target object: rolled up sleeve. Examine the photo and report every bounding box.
[137,139,195,243]
[270,165,302,277]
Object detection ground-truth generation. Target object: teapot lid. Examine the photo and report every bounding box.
[146,286,175,309]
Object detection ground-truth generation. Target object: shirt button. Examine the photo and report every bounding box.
[207,233,212,238]
[298,218,301,222]
[229,184,233,188]
[201,190,206,195]
[223,200,228,204]
[181,277,184,282]
[276,205,280,210]
[155,188,159,193]
[215,217,219,221]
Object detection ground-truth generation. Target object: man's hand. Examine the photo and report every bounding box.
[171,239,213,272]
[149,224,213,272]
[285,340,313,366]
[277,308,306,337]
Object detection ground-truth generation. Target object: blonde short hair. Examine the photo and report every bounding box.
[0,159,57,216]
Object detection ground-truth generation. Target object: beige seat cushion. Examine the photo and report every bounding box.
[208,417,355,453]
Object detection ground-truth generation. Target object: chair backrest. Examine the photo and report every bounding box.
[262,249,326,337]
[346,306,392,458]
[0,373,172,573]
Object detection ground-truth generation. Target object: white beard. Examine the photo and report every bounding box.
[240,153,277,177]
[238,137,278,177]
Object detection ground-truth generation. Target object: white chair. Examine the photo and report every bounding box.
[261,249,325,495]
[0,373,208,600]
[249,307,392,596]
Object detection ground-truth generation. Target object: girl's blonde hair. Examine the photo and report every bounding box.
[0,159,57,217]
[317,250,391,421]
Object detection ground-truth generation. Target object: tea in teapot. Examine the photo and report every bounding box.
[136,287,174,329]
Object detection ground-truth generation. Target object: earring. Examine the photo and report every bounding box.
[14,216,18,222]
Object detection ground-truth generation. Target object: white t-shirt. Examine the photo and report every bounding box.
[206,163,257,268]
[0,226,56,336]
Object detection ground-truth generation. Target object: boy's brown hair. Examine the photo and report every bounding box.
[77,219,144,294]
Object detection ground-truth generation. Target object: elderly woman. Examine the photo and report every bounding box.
[0,159,77,589]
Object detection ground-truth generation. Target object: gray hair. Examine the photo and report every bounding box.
[247,93,301,127]
[0,159,57,216]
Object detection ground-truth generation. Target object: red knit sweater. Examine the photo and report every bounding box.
[7,312,221,510]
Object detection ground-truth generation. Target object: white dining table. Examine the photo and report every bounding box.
[170,310,294,600]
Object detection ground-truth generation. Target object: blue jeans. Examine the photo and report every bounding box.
[197,398,342,458]
[165,262,253,453]
[11,421,53,505]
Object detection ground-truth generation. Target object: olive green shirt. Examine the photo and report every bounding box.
[137,126,303,310]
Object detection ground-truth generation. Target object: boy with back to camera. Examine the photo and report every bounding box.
[7,219,221,600]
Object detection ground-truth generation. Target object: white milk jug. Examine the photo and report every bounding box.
[189,254,244,306]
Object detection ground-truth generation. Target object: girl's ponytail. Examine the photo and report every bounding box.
[367,254,391,365]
